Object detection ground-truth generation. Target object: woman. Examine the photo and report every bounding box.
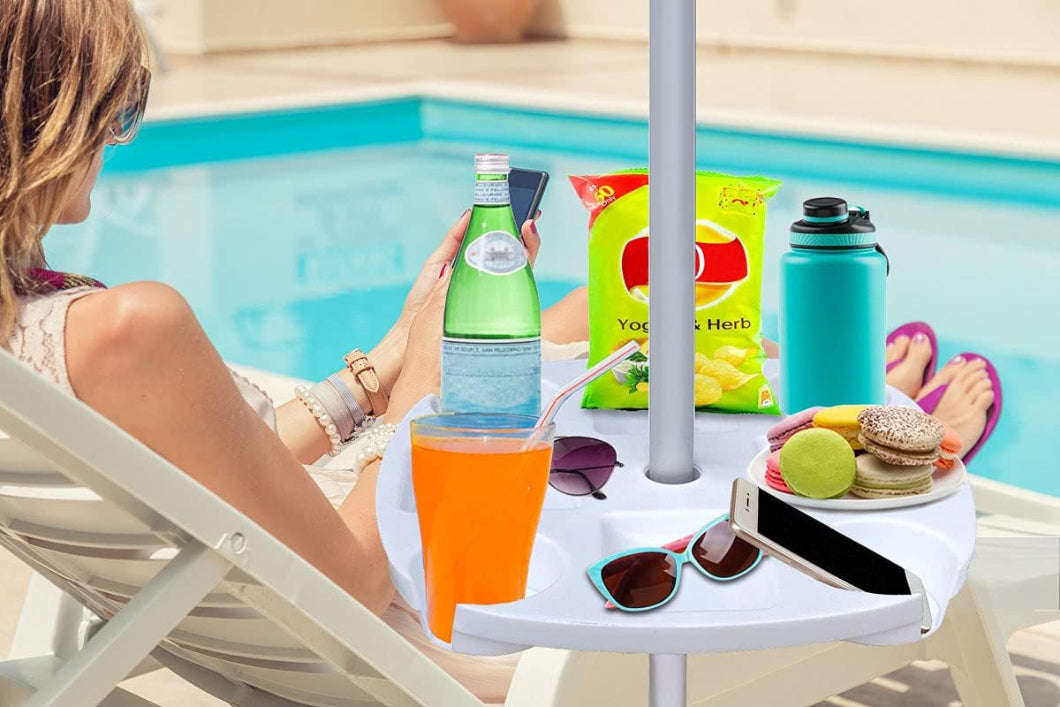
[2,0,572,700]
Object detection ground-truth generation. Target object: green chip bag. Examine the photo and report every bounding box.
[569,169,781,415]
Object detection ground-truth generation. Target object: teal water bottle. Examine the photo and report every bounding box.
[780,197,888,412]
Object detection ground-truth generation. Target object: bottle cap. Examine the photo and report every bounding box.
[789,196,876,248]
[475,153,510,175]
[801,197,848,223]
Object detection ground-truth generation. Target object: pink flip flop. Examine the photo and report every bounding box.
[916,353,1002,466]
[886,322,938,389]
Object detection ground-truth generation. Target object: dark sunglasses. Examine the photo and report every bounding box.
[587,515,763,611]
[548,435,623,500]
[107,66,151,146]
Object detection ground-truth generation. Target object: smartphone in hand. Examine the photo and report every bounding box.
[509,167,549,227]
[729,479,933,633]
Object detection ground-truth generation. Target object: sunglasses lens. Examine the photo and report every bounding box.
[691,521,760,578]
[110,69,150,145]
[601,551,677,609]
[549,437,617,496]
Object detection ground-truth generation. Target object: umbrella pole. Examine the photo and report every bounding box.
[648,0,697,485]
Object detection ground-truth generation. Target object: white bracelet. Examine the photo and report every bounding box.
[295,384,343,457]
[351,423,399,474]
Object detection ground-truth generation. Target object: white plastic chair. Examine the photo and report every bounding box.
[0,348,583,706]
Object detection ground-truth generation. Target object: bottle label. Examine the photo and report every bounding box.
[441,338,541,416]
[474,181,510,205]
[464,231,528,276]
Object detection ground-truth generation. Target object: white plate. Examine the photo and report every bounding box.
[746,448,967,510]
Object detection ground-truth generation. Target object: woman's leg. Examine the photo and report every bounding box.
[542,286,588,344]
[915,357,995,457]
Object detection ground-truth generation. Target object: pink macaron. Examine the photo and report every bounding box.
[767,406,823,452]
[765,450,793,494]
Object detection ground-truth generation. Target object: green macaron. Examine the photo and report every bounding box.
[851,454,934,498]
[779,428,856,499]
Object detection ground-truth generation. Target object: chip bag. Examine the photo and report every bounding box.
[569,169,781,414]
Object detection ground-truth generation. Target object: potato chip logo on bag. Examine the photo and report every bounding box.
[569,169,782,415]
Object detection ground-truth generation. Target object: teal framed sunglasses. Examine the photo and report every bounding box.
[587,514,763,612]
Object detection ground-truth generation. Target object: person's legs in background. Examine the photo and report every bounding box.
[542,287,995,459]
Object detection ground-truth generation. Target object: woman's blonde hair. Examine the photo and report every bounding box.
[0,0,147,346]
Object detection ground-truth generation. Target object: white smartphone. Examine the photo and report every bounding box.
[729,479,933,634]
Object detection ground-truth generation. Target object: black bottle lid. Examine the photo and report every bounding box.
[803,197,848,221]
[791,197,875,237]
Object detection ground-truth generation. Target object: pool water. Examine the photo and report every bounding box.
[46,98,1060,496]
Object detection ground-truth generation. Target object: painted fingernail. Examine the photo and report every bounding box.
[913,332,927,343]
[461,208,471,218]
[530,219,538,236]
[950,355,964,365]
[439,263,448,278]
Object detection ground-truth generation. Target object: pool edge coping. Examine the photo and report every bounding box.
[145,79,1060,162]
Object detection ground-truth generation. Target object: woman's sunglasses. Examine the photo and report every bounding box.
[108,66,152,146]
[549,435,623,500]
[587,515,763,611]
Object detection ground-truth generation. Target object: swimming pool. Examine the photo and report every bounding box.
[46,97,1060,496]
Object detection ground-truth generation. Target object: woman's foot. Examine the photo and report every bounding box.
[915,356,995,457]
[885,333,934,398]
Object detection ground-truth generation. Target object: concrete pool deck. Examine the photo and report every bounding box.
[3,37,1058,706]
[146,38,1060,158]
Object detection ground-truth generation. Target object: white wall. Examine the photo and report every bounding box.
[530,0,1060,67]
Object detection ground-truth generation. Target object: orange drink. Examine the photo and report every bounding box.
[410,413,555,643]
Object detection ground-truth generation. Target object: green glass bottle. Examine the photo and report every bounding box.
[441,153,542,415]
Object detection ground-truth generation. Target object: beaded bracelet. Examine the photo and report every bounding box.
[295,384,343,457]
[350,423,399,475]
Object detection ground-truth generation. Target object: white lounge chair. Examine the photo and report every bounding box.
[2,345,1056,706]
[0,347,578,706]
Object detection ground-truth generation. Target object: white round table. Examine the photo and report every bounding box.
[376,360,976,706]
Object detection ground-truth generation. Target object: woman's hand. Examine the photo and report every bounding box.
[385,265,452,423]
[385,216,543,422]
[398,212,541,329]
[397,210,470,329]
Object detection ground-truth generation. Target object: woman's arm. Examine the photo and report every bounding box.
[273,210,474,463]
[274,329,404,465]
[65,281,393,614]
[277,214,544,464]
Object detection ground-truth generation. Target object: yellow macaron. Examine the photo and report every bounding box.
[813,405,870,450]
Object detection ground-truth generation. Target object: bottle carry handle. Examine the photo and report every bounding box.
[876,243,890,276]
[849,205,889,277]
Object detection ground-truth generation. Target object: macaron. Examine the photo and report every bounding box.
[779,428,856,499]
[765,450,793,493]
[766,407,823,452]
[851,455,934,498]
[813,405,869,450]
[935,422,962,470]
[857,406,944,467]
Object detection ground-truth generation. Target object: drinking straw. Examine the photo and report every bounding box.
[523,341,641,450]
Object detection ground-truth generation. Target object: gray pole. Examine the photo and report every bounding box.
[649,654,687,707]
[648,0,696,484]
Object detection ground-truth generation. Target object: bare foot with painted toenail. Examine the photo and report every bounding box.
[915,356,995,457]
[885,333,934,398]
